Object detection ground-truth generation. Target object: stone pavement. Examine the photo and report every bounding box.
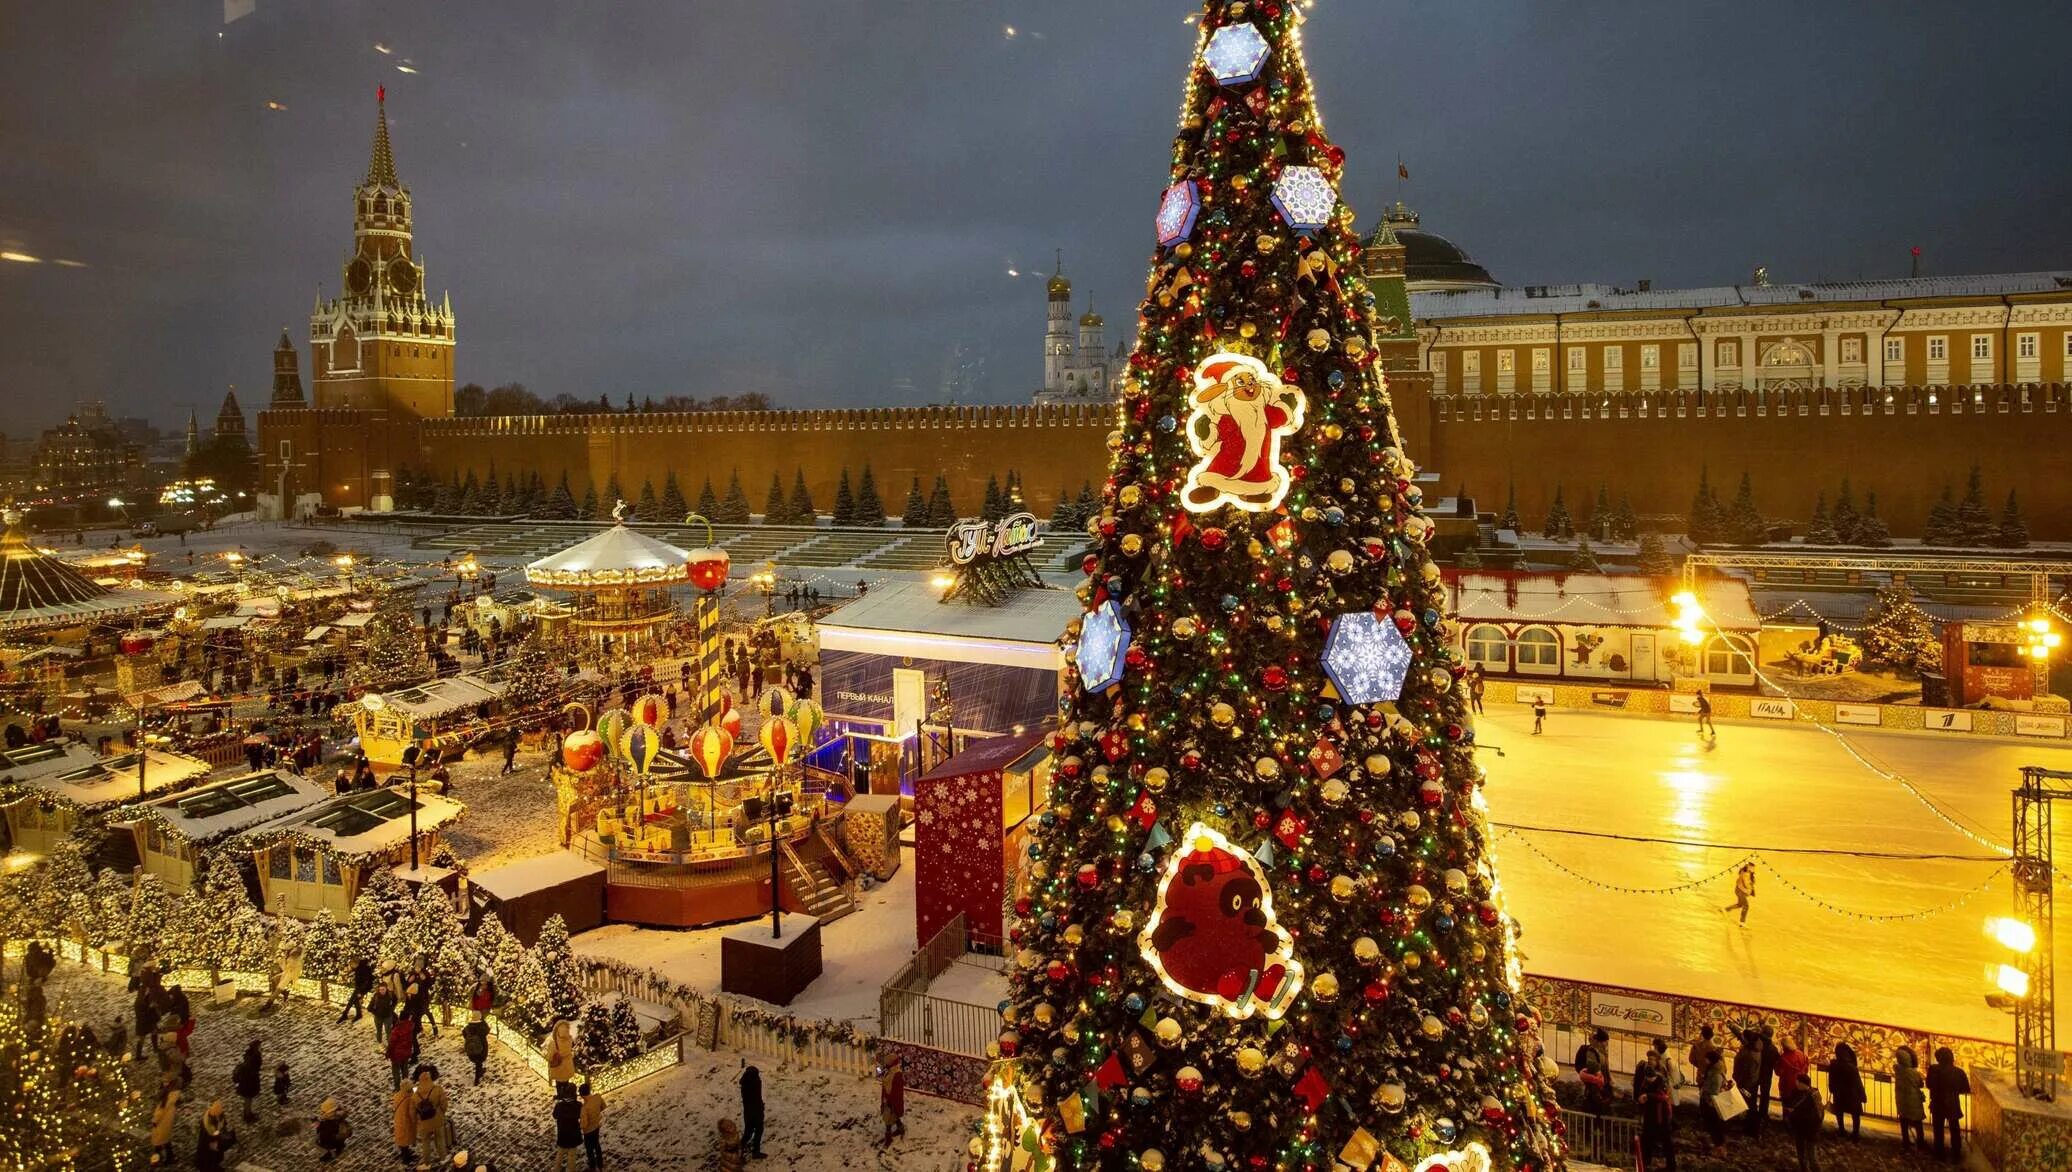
[41,965,975,1170]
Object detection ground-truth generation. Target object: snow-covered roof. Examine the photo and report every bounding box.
[1447,572,1759,632]
[0,742,214,810]
[199,614,254,630]
[333,612,374,628]
[1413,271,2072,320]
[817,580,1077,670]
[526,524,692,588]
[125,679,210,709]
[242,786,464,857]
[124,768,329,842]
[472,852,604,900]
[365,674,506,720]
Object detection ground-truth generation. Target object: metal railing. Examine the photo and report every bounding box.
[878,912,1004,1058]
[1556,1108,1639,1167]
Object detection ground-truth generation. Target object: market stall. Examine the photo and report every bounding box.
[118,768,330,892]
[0,741,214,856]
[1446,570,1762,687]
[239,786,465,920]
[911,729,1049,949]
[350,672,508,774]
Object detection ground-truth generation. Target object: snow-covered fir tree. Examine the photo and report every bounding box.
[301,908,351,982]
[532,914,584,1024]
[579,1001,620,1067]
[608,996,644,1057]
[503,950,555,1038]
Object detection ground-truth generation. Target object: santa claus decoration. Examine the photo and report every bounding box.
[1181,352,1306,513]
[1137,822,1304,1019]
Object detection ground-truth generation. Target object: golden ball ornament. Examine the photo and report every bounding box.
[1231,1110,1254,1131]
[1405,884,1433,910]
[1255,234,1279,253]
[1105,814,1126,834]
[1326,549,1355,574]
[1210,702,1237,727]
[1320,777,1349,804]
[1034,1003,1055,1026]
[1141,1151,1166,1172]
[1421,1013,1445,1040]
[1329,875,1357,902]
[1232,174,1250,190]
[1469,1002,1490,1028]
[1399,810,1422,831]
[1238,321,1258,339]
[1121,533,1144,557]
[1306,328,1332,352]
[1119,484,1142,507]
[1264,614,1284,632]
[1171,616,1198,639]
[1154,1017,1184,1047]
[1444,868,1469,895]
[1254,756,1280,780]
[1311,972,1340,1002]
[1352,936,1381,964]
[1111,908,1135,932]
[1175,242,1193,259]
[1374,1082,1407,1114]
[1234,1047,1267,1078]
[1143,766,1169,792]
[1402,951,1422,972]
[1364,754,1392,775]
[1246,538,1265,558]
[1063,924,1084,946]
[1105,430,1125,452]
[1344,336,1367,358]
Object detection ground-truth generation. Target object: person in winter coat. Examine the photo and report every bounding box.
[392,1082,419,1164]
[878,1056,905,1147]
[195,1100,234,1172]
[714,1117,745,1172]
[1926,1045,1971,1161]
[166,984,192,1027]
[1776,1038,1811,1100]
[273,1061,291,1107]
[1633,1060,1676,1172]
[469,976,496,1015]
[131,985,158,1060]
[315,1097,349,1163]
[149,1084,182,1167]
[1732,1030,1764,1137]
[1722,864,1757,924]
[340,958,374,1023]
[463,1011,491,1085]
[1758,1027,1782,1129]
[552,1081,585,1171]
[1825,1042,1866,1137]
[387,1013,418,1090]
[232,1039,263,1122]
[1786,1083,1824,1172]
[1686,1023,1718,1085]
[370,980,397,1043]
[1573,1029,1613,1115]
[546,1020,578,1085]
[1697,1048,1730,1157]
[1893,1046,1927,1148]
[579,1079,606,1170]
[739,1063,765,1159]
[415,1067,451,1164]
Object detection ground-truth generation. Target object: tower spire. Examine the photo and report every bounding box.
[366,85,398,188]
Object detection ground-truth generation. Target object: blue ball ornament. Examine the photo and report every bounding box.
[1220,594,1240,613]
[1156,414,1178,433]
[1315,703,1337,722]
[1434,1118,1460,1145]
[1490,989,1512,1010]
[1040,912,1056,929]
[1137,853,1156,873]
[1324,507,1345,526]
[1335,1035,1355,1053]
[1328,370,1345,388]
[1125,993,1146,1014]
[1423,609,1441,628]
[1434,912,1456,933]
[1374,836,1397,858]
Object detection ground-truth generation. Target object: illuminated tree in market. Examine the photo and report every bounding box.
[989,6,1565,1171]
[0,997,146,1170]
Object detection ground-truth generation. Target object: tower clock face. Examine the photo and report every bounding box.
[387,258,417,294]
[346,256,372,294]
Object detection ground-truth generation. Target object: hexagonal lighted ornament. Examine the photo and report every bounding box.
[1202,22,1271,86]
[1076,599,1131,693]
[1321,610,1413,705]
[1271,165,1336,235]
[1154,180,1201,248]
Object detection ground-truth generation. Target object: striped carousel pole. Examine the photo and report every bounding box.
[683,512,731,725]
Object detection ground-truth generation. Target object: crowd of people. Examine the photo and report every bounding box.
[1570,1021,1976,1170]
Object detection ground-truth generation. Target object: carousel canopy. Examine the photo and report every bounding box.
[525,523,692,589]
[0,513,174,631]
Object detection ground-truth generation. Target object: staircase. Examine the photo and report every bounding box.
[782,842,857,922]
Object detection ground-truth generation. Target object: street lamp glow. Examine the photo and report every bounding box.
[334,553,356,569]
[931,573,956,593]
[1989,963,2032,999]
[107,497,124,509]
[1986,916,2037,953]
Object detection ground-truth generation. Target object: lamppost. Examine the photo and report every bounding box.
[401,744,422,871]
[752,570,777,618]
[334,552,355,589]
[456,553,480,594]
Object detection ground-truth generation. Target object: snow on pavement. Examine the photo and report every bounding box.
[1474,702,2072,1041]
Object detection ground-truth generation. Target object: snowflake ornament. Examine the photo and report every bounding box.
[1271,165,1336,235]
[1076,600,1131,693]
[1321,610,1413,704]
[1202,22,1271,86]
[1154,181,1201,248]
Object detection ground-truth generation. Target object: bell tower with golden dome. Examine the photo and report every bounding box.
[1043,251,1075,395]
[309,87,456,419]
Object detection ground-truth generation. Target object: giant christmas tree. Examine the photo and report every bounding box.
[989,6,1565,1171]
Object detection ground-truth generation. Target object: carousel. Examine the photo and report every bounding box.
[550,690,893,929]
[523,504,728,652]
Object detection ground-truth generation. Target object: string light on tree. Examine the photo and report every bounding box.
[986,2,1566,1169]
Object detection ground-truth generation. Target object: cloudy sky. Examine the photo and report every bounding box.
[3,1,2068,428]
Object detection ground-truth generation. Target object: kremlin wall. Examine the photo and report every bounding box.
[262,95,2072,538]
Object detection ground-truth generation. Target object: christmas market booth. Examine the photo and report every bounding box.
[814,537,1076,794]
[0,741,214,856]
[1445,570,1762,687]
[471,851,608,944]
[524,518,713,652]
[912,728,1050,950]
[349,672,509,775]
[554,701,870,930]
[116,768,330,893]
[237,786,464,920]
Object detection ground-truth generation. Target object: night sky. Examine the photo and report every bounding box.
[4,1,2069,428]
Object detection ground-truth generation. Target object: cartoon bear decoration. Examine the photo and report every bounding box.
[1138,824,1304,1019]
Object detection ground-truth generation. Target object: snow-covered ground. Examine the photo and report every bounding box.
[1475,702,2072,1040]
[573,846,925,1031]
[34,963,976,1171]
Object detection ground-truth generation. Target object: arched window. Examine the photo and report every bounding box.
[1704,634,1755,678]
[1464,624,1509,667]
[1516,627,1561,673]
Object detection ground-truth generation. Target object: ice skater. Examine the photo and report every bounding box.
[1696,691,1717,740]
[1531,696,1546,735]
[1722,862,1756,924]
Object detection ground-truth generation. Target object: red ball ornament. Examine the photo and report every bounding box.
[1176,1067,1204,1093]
[1076,864,1100,889]
[1015,897,1033,917]
[1478,901,1500,926]
[1200,527,1228,551]
[1446,722,1466,742]
[1125,645,1148,669]
[1362,980,1389,1004]
[1393,611,1417,634]
[1180,748,1204,771]
[1305,863,1326,884]
[1047,960,1071,983]
[1252,809,1272,830]
[1419,780,1443,806]
[1081,555,1100,575]
[1275,576,1294,592]
[1261,665,1288,691]
[998,1034,1019,1057]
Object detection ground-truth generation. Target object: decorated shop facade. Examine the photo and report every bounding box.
[237,786,465,919]
[1445,570,1763,688]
